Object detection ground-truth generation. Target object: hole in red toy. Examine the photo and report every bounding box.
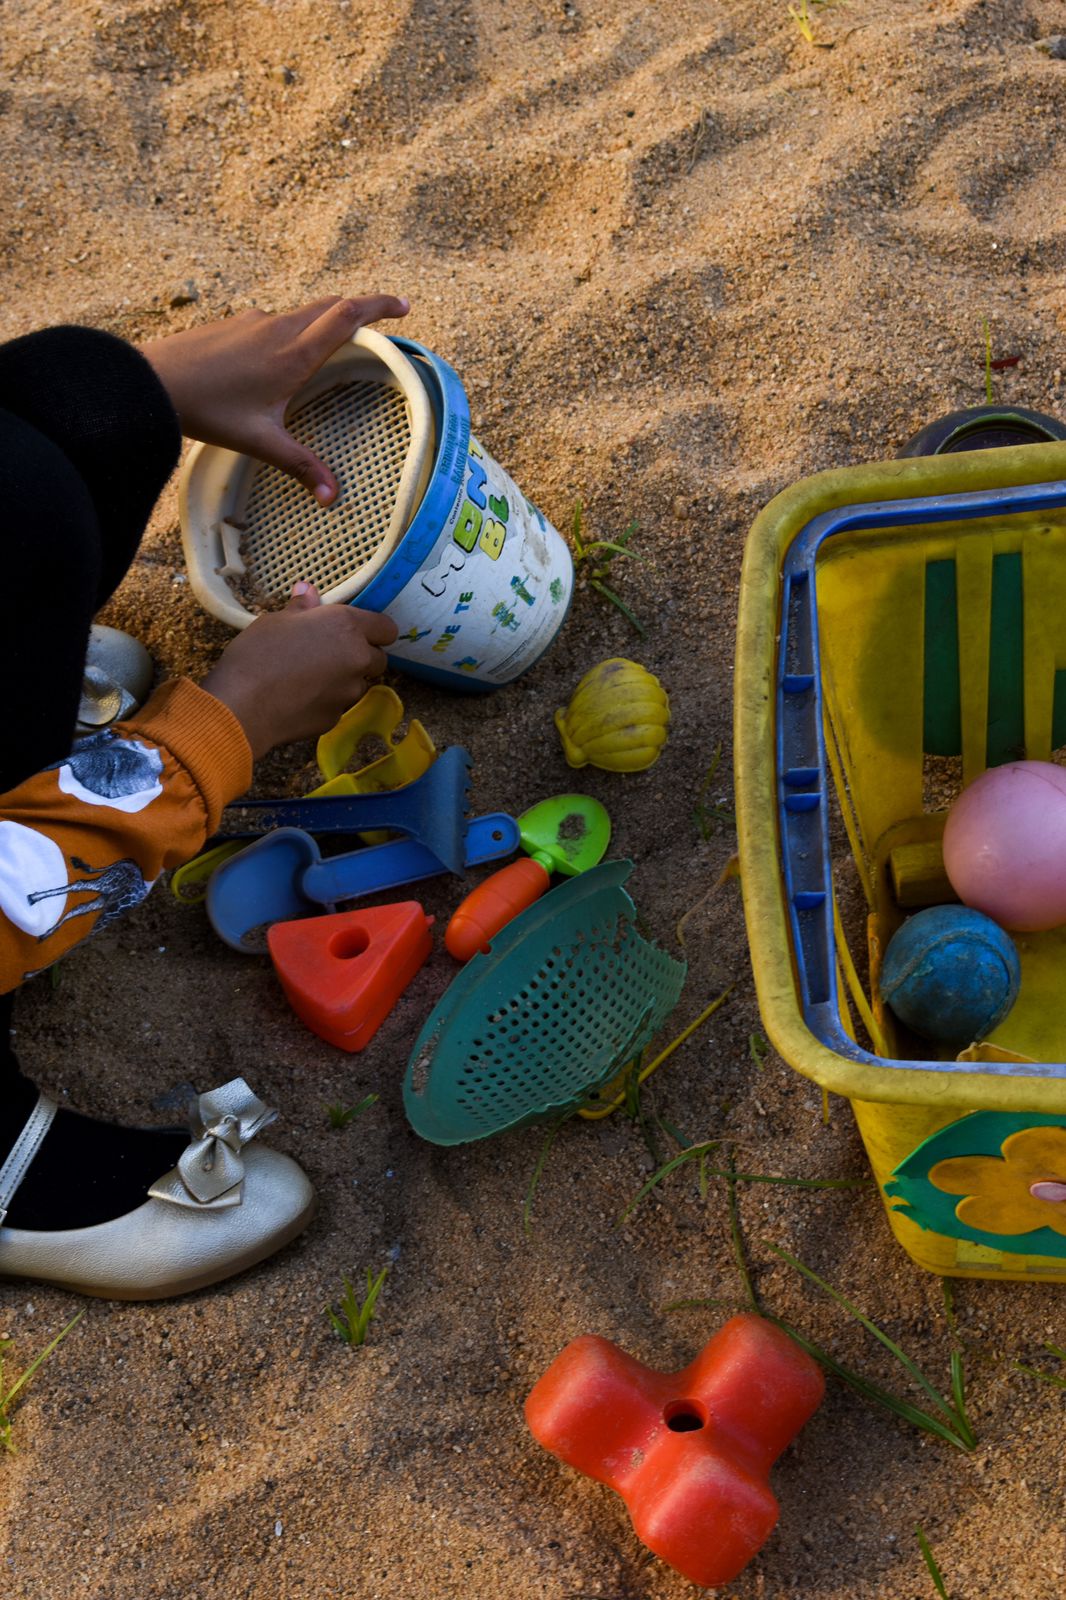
[330,926,372,960]
[663,1399,707,1433]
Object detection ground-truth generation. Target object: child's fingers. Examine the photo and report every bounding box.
[350,607,400,647]
[294,295,410,369]
[278,295,344,334]
[253,421,338,503]
[360,644,391,681]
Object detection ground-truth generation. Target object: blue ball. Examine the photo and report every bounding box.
[880,905,1021,1047]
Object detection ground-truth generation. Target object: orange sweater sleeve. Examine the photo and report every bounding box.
[0,678,251,994]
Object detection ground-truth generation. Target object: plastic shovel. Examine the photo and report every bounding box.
[207,813,519,952]
[445,794,611,960]
[219,745,471,873]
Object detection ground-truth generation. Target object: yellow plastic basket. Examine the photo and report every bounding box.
[734,441,1066,1281]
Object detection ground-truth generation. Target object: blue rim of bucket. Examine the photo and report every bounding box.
[775,474,1066,1079]
[356,335,472,616]
[356,336,571,692]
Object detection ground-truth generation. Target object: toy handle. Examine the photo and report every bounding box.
[445,857,551,960]
[304,813,520,910]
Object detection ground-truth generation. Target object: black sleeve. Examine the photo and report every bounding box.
[0,326,181,598]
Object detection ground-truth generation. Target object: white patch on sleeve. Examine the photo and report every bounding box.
[0,821,69,936]
[57,761,162,813]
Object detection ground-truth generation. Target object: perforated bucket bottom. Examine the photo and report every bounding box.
[404,863,687,1145]
[241,378,414,603]
[179,327,434,627]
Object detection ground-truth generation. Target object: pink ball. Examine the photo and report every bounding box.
[943,761,1066,931]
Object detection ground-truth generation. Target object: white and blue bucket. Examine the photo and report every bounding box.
[179,329,572,690]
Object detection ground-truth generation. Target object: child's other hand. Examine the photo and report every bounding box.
[140,293,410,505]
[199,584,400,760]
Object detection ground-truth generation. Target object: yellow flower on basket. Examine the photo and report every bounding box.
[930,1127,1066,1237]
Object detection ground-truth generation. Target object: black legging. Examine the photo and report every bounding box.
[0,326,181,1140]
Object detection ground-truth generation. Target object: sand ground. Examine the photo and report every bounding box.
[2,0,1066,1595]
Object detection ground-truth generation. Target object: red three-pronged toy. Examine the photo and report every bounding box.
[525,1314,825,1589]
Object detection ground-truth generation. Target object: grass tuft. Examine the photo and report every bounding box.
[766,1244,976,1451]
[0,1310,84,1454]
[693,745,736,837]
[327,1267,388,1346]
[619,1140,720,1225]
[325,1094,378,1130]
[570,499,647,636]
[788,0,844,45]
[619,1147,867,1226]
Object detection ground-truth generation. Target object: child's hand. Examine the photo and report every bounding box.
[140,293,410,505]
[199,584,400,760]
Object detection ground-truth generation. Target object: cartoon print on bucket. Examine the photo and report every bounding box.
[381,438,572,689]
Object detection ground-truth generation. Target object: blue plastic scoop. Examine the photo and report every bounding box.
[220,745,472,873]
[207,813,519,952]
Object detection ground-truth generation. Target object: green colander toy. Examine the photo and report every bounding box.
[403,861,687,1145]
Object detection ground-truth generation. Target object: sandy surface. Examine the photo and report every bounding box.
[3,0,1066,1595]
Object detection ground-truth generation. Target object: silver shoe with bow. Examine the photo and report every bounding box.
[0,1079,314,1300]
[75,624,155,736]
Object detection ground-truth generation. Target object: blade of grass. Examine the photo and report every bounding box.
[916,1525,951,1599]
[588,578,647,636]
[655,1114,693,1150]
[662,1297,742,1314]
[1045,1341,1066,1360]
[788,1,815,41]
[771,1316,972,1450]
[693,747,724,840]
[580,539,646,562]
[2,1310,84,1412]
[729,1172,869,1188]
[618,1140,719,1224]
[570,498,587,559]
[949,1350,975,1448]
[767,1244,968,1433]
[726,1154,761,1314]
[983,317,994,403]
[1011,1360,1066,1390]
[523,1120,565,1238]
[618,1060,664,1166]
[729,1185,969,1449]
[620,1159,868,1225]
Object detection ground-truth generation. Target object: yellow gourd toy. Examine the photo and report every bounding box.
[554,658,670,772]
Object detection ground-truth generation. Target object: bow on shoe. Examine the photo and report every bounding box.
[148,1079,278,1210]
